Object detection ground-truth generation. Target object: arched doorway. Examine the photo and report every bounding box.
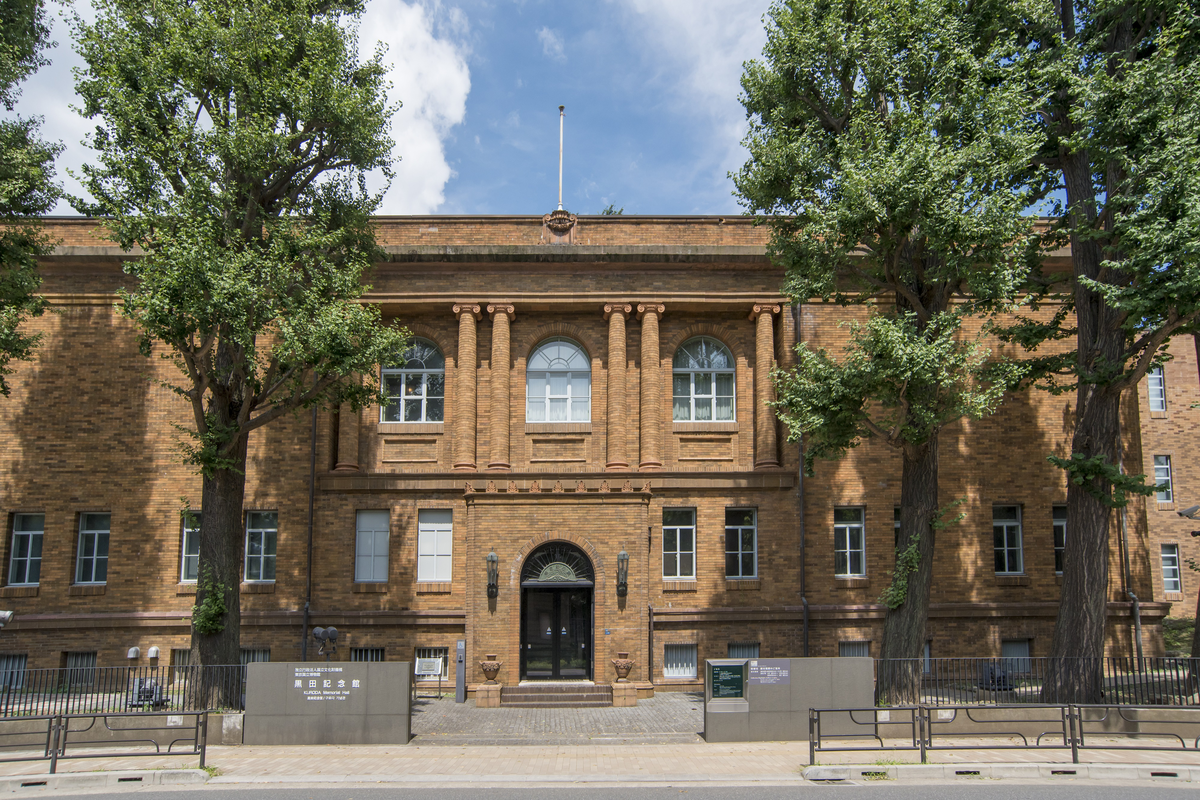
[520,542,594,680]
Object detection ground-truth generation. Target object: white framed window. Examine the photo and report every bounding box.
[1154,455,1174,502]
[834,507,865,577]
[9,513,43,586]
[662,508,696,579]
[382,338,445,423]
[170,648,192,683]
[417,509,453,582]
[993,505,1023,574]
[1000,639,1031,672]
[64,651,97,686]
[1162,544,1182,593]
[839,641,870,658]
[724,508,757,578]
[355,510,390,583]
[672,337,735,422]
[0,654,27,689]
[415,646,449,676]
[244,512,277,582]
[663,643,697,679]
[240,648,270,665]
[75,513,110,585]
[728,642,760,659]
[352,647,386,662]
[526,338,590,422]
[181,511,200,582]
[1052,506,1066,575]
[1148,365,1166,412]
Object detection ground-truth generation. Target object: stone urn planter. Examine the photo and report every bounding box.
[611,651,634,682]
[480,654,503,684]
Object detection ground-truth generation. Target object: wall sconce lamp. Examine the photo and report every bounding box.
[312,626,338,660]
[616,549,629,597]
[486,551,499,599]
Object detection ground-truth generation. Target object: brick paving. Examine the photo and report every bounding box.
[409,690,706,744]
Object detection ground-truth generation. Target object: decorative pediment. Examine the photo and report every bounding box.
[521,541,594,584]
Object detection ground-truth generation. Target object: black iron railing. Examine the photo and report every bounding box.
[0,665,246,717]
[875,657,1200,706]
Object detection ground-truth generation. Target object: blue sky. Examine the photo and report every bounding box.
[15,0,772,216]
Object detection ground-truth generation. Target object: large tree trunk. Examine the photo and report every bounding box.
[876,434,939,705]
[189,433,249,707]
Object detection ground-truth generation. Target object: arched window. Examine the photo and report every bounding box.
[673,337,735,421]
[382,339,445,422]
[526,338,590,422]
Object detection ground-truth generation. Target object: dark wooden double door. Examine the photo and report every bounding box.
[520,588,592,680]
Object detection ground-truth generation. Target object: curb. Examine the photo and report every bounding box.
[0,769,208,792]
[803,763,1199,782]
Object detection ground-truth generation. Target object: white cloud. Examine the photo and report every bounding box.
[537,26,566,62]
[7,0,469,215]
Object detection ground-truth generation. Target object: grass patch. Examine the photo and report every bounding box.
[199,765,222,777]
[1164,617,1194,654]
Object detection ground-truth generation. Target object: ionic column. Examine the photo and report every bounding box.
[752,303,782,469]
[604,303,632,471]
[487,303,515,471]
[638,303,665,471]
[333,403,360,472]
[453,303,482,472]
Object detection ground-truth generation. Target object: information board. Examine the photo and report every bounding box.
[415,658,444,677]
[748,658,791,685]
[710,663,745,699]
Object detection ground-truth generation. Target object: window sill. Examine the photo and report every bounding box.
[241,582,276,594]
[378,422,444,435]
[995,575,1030,586]
[662,580,697,592]
[1157,501,1176,511]
[725,579,760,591]
[0,585,38,598]
[416,582,452,594]
[1164,592,1185,602]
[1054,574,1063,586]
[673,421,738,433]
[1150,411,1168,419]
[525,422,592,434]
[69,584,106,596]
[835,577,870,589]
[176,583,198,596]
[352,583,389,593]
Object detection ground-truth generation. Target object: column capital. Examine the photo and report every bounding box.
[604,303,632,319]
[749,303,782,321]
[637,303,665,319]
[452,303,482,319]
[487,303,515,320]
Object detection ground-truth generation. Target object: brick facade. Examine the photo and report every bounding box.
[0,215,1172,694]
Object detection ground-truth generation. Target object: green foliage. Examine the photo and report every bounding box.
[1162,617,1194,654]
[879,535,921,610]
[71,0,409,473]
[600,204,624,215]
[0,0,50,107]
[1046,453,1157,508]
[191,568,227,636]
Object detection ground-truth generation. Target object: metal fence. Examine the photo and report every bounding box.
[0,666,246,717]
[0,711,207,773]
[875,657,1200,706]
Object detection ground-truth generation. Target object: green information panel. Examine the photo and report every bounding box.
[710,663,745,699]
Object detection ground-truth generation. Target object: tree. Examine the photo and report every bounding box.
[1011,0,1200,700]
[600,203,624,215]
[735,0,1045,702]
[73,0,409,673]
[0,0,61,394]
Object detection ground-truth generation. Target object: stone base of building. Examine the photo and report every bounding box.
[475,683,501,708]
[611,682,638,707]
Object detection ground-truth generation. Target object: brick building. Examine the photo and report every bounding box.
[0,213,1178,692]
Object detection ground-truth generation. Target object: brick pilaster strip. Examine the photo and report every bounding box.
[332,402,360,472]
[751,303,782,469]
[604,303,632,470]
[453,303,482,471]
[638,303,665,471]
[487,304,515,471]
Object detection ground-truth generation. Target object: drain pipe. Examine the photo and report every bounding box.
[301,404,318,662]
[793,305,809,657]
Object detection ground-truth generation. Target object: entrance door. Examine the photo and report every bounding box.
[520,588,592,680]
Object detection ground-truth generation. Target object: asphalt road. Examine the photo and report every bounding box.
[46,785,1200,799]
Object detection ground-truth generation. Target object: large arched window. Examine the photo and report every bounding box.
[382,339,445,422]
[673,337,735,421]
[526,338,591,422]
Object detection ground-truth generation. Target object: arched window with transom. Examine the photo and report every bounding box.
[673,337,735,421]
[526,338,591,422]
[381,339,445,423]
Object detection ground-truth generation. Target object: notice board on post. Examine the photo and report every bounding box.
[708,660,747,700]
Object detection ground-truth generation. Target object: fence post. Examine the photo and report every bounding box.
[48,716,60,775]
[1068,705,1079,764]
[918,706,927,764]
[808,709,816,765]
[198,711,208,768]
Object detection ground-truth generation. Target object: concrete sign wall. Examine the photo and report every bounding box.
[704,657,873,743]
[243,662,411,745]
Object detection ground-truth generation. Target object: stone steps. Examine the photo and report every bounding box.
[500,683,613,708]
